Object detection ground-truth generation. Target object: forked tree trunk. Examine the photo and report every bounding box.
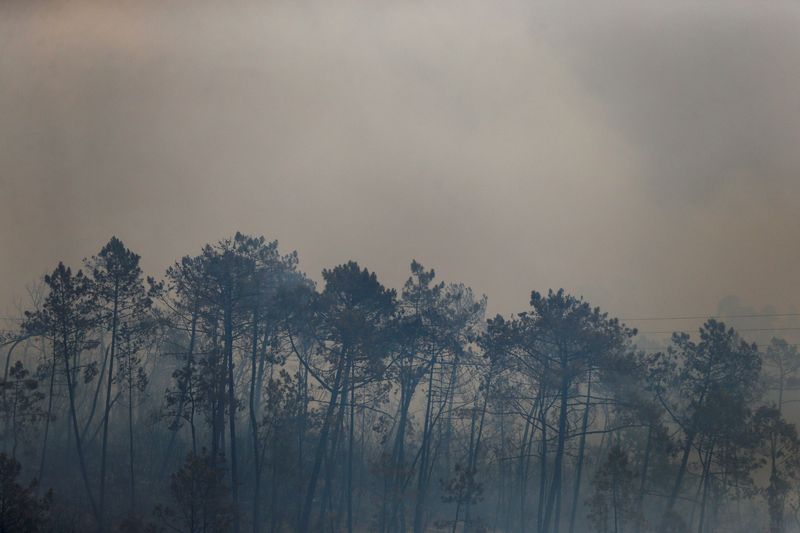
[568,372,593,533]
[298,350,348,533]
[62,327,100,523]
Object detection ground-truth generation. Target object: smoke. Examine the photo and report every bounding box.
[1,0,798,321]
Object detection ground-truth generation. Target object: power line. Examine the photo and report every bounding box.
[623,312,800,321]
[638,326,800,335]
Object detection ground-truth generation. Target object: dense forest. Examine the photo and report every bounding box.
[1,233,798,533]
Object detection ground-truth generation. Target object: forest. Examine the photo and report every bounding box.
[0,232,798,533]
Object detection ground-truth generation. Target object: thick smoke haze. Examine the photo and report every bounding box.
[3,4,800,532]
[2,0,799,324]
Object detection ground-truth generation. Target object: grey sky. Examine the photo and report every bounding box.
[1,0,799,340]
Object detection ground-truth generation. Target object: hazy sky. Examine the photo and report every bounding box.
[2,0,799,342]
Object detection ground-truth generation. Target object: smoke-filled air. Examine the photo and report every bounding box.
[1,1,800,532]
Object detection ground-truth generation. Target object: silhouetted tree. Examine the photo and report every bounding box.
[24,263,99,523]
[653,320,762,531]
[753,406,800,533]
[0,454,51,532]
[587,446,641,533]
[154,449,235,533]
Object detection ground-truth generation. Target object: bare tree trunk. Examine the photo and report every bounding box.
[413,353,438,533]
[81,342,108,441]
[347,376,356,533]
[660,429,697,531]
[99,280,119,526]
[224,298,241,533]
[387,374,414,533]
[38,349,57,484]
[298,351,348,533]
[697,442,715,533]
[128,352,136,515]
[464,365,492,533]
[62,326,100,524]
[297,363,308,528]
[543,356,569,533]
[249,304,262,533]
[635,425,653,533]
[318,361,352,530]
[161,303,198,475]
[518,405,534,533]
[612,466,620,533]
[536,368,551,533]
[568,372,592,533]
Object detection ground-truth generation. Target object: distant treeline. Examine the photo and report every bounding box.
[0,233,797,533]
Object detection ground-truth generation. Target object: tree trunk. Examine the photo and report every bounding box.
[518,399,537,533]
[413,352,438,533]
[249,304,262,533]
[537,397,548,533]
[81,342,108,442]
[317,360,352,530]
[128,351,136,514]
[697,442,714,533]
[99,280,119,525]
[298,351,348,533]
[37,349,57,484]
[543,354,570,533]
[224,297,240,533]
[660,428,697,530]
[347,375,356,533]
[568,372,593,533]
[463,365,492,533]
[62,326,100,523]
[387,373,414,533]
[161,303,198,475]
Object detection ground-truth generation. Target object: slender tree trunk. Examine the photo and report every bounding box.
[249,304,262,533]
[770,381,785,533]
[442,359,459,477]
[661,428,697,530]
[82,343,108,441]
[318,360,352,530]
[388,375,414,533]
[254,329,270,418]
[543,354,570,533]
[537,398,549,533]
[190,395,197,455]
[210,320,224,461]
[568,372,593,533]
[452,500,462,533]
[347,375,356,533]
[634,425,653,533]
[518,401,535,533]
[297,363,308,528]
[224,297,240,533]
[413,353,438,533]
[459,397,480,533]
[161,303,198,475]
[612,467,620,533]
[10,384,18,458]
[464,366,492,533]
[697,442,714,533]
[498,410,510,533]
[62,326,100,523]
[99,281,119,525]
[662,379,710,532]
[128,353,136,514]
[38,349,57,484]
[270,439,280,533]
[298,351,348,533]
